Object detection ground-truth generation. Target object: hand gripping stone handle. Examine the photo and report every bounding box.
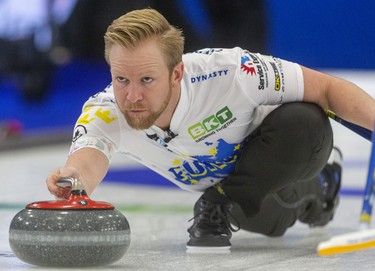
[56,177,85,192]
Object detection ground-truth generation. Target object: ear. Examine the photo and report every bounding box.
[171,62,184,85]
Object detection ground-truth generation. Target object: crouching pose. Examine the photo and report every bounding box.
[46,9,375,253]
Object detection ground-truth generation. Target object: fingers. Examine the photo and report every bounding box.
[46,167,80,199]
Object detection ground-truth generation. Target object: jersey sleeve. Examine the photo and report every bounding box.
[237,50,304,106]
[69,85,121,162]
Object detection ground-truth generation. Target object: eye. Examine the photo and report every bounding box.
[116,77,127,83]
[142,77,153,83]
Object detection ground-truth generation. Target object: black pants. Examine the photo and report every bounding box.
[220,102,333,236]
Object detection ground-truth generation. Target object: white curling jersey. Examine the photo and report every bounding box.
[70,47,304,192]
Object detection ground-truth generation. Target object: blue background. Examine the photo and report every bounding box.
[1,0,374,131]
[266,0,375,69]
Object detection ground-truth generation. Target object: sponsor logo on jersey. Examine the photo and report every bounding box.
[240,53,256,76]
[168,139,242,185]
[274,57,285,92]
[248,52,270,90]
[190,69,229,84]
[194,48,223,55]
[72,125,87,142]
[188,106,236,142]
[270,62,281,91]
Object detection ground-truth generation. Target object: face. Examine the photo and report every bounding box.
[109,38,182,130]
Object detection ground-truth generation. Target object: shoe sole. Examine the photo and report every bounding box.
[186,245,231,254]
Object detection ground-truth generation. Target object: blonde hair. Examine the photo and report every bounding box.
[104,8,184,72]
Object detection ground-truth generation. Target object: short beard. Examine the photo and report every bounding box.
[123,86,172,130]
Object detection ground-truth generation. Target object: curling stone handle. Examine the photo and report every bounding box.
[56,177,85,191]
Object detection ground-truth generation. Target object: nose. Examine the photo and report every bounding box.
[126,83,143,103]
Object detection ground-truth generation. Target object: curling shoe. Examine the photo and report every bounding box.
[309,146,342,227]
[186,189,239,253]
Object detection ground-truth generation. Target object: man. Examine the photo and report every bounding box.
[46,8,375,253]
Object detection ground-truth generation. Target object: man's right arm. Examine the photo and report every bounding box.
[46,147,110,199]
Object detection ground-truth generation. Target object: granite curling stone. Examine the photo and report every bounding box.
[9,178,130,267]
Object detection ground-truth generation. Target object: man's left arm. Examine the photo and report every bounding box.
[301,65,375,131]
